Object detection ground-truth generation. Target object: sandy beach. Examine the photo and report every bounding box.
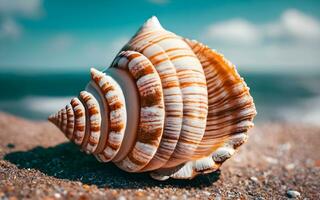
[0,112,319,199]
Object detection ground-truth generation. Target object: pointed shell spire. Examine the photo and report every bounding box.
[142,16,163,30]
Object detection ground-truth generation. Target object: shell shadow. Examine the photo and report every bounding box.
[4,142,220,189]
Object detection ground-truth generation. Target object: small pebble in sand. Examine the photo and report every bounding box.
[170,195,177,200]
[250,176,259,183]
[285,163,295,170]
[263,156,278,164]
[6,143,15,149]
[135,189,144,197]
[214,195,222,200]
[54,193,61,198]
[0,192,4,197]
[82,184,90,191]
[117,196,126,200]
[315,160,320,167]
[203,191,211,196]
[286,190,301,198]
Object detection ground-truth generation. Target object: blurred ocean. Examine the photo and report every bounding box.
[0,70,319,125]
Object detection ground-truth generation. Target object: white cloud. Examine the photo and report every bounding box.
[21,96,72,114]
[147,0,169,5]
[0,17,21,39]
[203,9,320,71]
[206,19,260,45]
[280,9,320,40]
[205,9,320,44]
[220,43,320,72]
[263,9,320,41]
[0,0,44,40]
[0,0,43,18]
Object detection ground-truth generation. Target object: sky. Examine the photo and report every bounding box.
[0,0,320,73]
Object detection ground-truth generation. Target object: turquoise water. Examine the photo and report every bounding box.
[0,71,319,123]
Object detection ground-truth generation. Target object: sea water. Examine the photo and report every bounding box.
[0,71,319,125]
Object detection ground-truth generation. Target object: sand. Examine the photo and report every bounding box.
[0,112,319,199]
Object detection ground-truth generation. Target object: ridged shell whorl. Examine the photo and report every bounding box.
[48,16,256,180]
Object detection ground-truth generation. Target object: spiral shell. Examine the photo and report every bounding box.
[48,16,256,180]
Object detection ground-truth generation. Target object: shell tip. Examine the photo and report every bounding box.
[90,67,98,76]
[47,115,53,122]
[142,16,163,30]
[90,67,104,81]
[47,113,57,125]
[90,67,97,73]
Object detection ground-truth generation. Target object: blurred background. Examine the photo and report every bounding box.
[0,0,319,124]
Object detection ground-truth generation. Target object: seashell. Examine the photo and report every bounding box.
[48,16,256,180]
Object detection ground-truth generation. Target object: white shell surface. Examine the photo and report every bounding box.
[113,51,165,172]
[126,17,209,170]
[89,68,127,162]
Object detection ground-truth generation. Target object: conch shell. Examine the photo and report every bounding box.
[48,16,256,180]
